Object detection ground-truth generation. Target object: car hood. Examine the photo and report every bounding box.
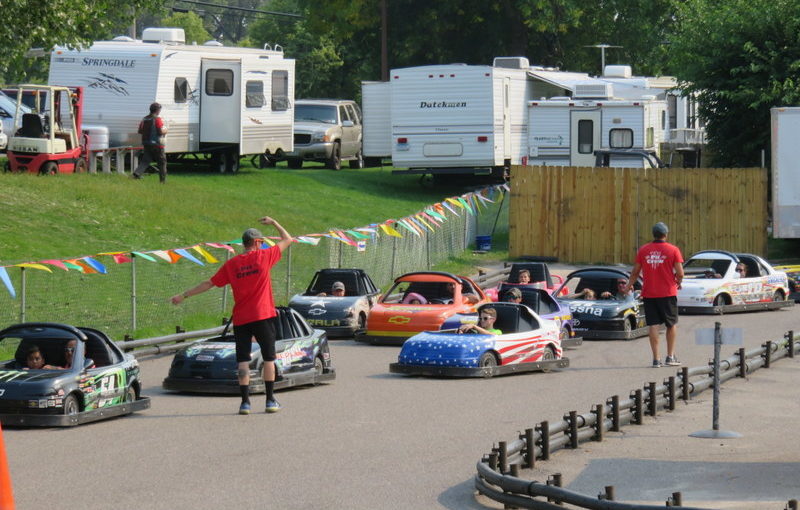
[557,298,634,319]
[398,331,493,365]
[289,295,362,317]
[368,304,466,333]
[0,369,75,398]
[293,121,335,133]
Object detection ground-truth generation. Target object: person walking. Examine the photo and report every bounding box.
[170,216,292,414]
[624,222,684,368]
[133,102,168,183]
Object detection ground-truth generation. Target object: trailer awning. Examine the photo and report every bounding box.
[526,69,594,93]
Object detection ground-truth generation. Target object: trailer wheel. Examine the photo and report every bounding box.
[326,142,341,170]
[39,161,58,175]
[224,149,240,173]
[349,149,364,169]
[208,152,225,173]
[257,154,276,168]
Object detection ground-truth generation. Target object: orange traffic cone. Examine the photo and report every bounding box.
[0,423,14,510]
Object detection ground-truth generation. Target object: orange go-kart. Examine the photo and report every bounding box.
[358,271,490,345]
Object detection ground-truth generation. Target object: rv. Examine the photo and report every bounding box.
[386,57,590,179]
[360,81,391,167]
[771,107,800,238]
[48,27,295,172]
[526,82,667,168]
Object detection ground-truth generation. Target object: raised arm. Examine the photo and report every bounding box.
[171,279,215,305]
[259,216,293,252]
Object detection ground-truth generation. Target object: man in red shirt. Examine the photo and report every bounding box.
[171,216,292,414]
[624,222,684,368]
[133,102,168,183]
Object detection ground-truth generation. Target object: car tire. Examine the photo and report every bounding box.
[125,385,137,403]
[540,346,556,373]
[326,142,341,170]
[287,158,303,169]
[74,158,88,173]
[559,327,569,344]
[478,351,497,378]
[39,161,58,175]
[62,394,79,415]
[623,317,633,338]
[713,294,727,307]
[312,356,324,386]
[356,313,367,335]
[772,290,784,302]
[349,149,364,169]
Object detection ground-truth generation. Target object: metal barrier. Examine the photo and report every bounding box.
[117,323,226,357]
[476,330,798,509]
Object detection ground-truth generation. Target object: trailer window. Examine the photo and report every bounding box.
[667,94,677,130]
[246,81,264,108]
[271,70,289,111]
[206,69,233,96]
[646,127,654,147]
[609,129,633,149]
[174,77,189,103]
[578,120,593,154]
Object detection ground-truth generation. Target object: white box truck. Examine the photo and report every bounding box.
[526,82,667,168]
[771,107,800,238]
[388,57,553,180]
[360,80,391,167]
[48,27,295,172]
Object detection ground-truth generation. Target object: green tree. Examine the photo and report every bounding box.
[668,0,800,166]
[162,11,212,45]
[0,0,163,82]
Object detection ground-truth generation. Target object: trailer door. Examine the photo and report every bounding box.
[570,109,601,166]
[201,59,241,144]
[503,77,511,158]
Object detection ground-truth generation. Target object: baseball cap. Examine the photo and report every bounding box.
[652,222,669,237]
[242,228,265,244]
[332,281,345,291]
[504,287,522,299]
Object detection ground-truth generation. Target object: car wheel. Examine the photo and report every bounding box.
[312,356,324,386]
[559,327,569,344]
[356,313,367,335]
[39,161,58,175]
[75,158,88,173]
[125,386,137,403]
[287,158,303,169]
[478,352,497,378]
[540,346,557,372]
[713,294,727,307]
[326,142,341,170]
[772,290,784,302]
[623,317,633,338]
[62,394,79,415]
[349,149,364,169]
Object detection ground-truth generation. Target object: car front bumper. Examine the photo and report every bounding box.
[285,141,334,160]
[389,358,569,377]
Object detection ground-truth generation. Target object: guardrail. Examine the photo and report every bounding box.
[117,324,226,357]
[476,330,799,509]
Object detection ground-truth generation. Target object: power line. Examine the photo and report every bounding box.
[173,0,302,19]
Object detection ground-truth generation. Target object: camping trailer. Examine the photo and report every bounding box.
[526,83,667,168]
[361,81,391,167]
[388,57,575,179]
[48,28,295,172]
[771,107,800,238]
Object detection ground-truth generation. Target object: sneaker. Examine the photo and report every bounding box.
[665,355,681,366]
[652,359,664,368]
[238,402,251,415]
[265,399,282,413]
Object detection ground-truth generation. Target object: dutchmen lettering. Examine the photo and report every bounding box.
[419,101,467,108]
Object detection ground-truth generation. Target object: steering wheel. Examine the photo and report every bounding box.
[429,298,452,305]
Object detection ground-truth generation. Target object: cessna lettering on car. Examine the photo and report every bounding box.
[388,316,412,324]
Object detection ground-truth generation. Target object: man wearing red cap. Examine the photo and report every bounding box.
[171,216,292,414]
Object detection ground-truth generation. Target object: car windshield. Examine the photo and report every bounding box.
[684,258,731,278]
[559,274,633,301]
[295,104,337,124]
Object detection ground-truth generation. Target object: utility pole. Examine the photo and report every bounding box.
[381,0,388,81]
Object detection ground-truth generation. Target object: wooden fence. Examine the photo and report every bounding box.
[509,166,767,264]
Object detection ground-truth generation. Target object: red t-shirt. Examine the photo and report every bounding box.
[210,246,282,325]
[635,240,684,298]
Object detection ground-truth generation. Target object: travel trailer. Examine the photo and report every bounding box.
[771,107,800,238]
[48,27,295,172]
[360,80,391,167]
[526,82,667,168]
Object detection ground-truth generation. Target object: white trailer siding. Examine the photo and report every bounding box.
[48,39,294,156]
[527,99,666,167]
[771,107,800,238]
[361,81,391,158]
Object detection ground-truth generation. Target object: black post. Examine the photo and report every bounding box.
[498,441,508,474]
[609,395,620,432]
[593,404,604,441]
[603,486,615,501]
[667,376,676,411]
[633,389,643,424]
[787,499,798,510]
[647,382,657,416]
[787,330,795,358]
[488,452,498,471]
[738,347,747,378]
[123,334,133,353]
[524,428,534,468]
[537,421,550,460]
[681,367,690,401]
[567,411,578,448]
[764,340,772,368]
[671,491,683,506]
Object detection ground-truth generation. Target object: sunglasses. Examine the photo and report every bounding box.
[65,347,75,353]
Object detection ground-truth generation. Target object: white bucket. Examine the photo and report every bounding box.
[82,125,109,151]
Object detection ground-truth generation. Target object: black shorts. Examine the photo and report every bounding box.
[643,296,678,327]
[233,317,277,363]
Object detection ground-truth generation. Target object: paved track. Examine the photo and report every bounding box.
[4,302,798,509]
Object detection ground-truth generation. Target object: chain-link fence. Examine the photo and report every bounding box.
[0,190,508,339]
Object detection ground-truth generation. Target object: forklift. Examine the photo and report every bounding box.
[6,85,88,174]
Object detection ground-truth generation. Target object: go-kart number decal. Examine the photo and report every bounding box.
[0,389,4,396]
[0,371,26,382]
[388,316,412,324]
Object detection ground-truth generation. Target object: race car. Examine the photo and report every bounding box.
[677,251,793,314]
[554,268,647,340]
[389,302,569,377]
[163,307,335,394]
[359,271,490,345]
[288,268,381,337]
[442,287,582,348]
[484,262,568,301]
[0,322,150,427]
[773,264,800,303]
